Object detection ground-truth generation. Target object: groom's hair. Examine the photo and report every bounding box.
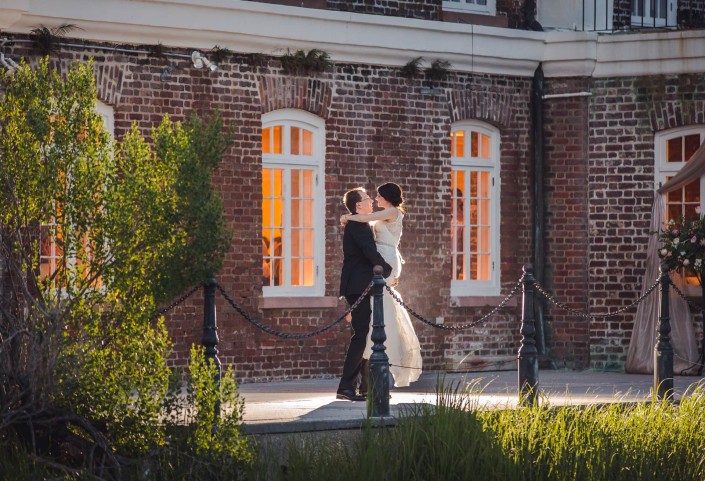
[343,188,365,214]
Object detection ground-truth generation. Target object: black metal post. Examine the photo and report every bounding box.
[202,278,222,418]
[518,264,539,406]
[368,265,390,418]
[654,263,674,401]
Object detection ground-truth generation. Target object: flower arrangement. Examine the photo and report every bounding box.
[659,211,705,283]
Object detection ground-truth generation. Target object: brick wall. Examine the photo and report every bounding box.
[2,38,536,381]
[587,74,705,369]
[542,77,592,369]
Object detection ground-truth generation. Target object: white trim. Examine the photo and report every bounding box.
[630,0,677,29]
[262,109,325,297]
[450,120,501,297]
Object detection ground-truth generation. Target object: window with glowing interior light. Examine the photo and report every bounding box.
[450,120,500,297]
[39,100,114,289]
[656,126,705,296]
[261,109,325,297]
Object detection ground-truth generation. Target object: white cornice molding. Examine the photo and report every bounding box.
[1,0,703,79]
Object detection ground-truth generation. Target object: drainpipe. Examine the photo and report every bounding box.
[531,64,546,356]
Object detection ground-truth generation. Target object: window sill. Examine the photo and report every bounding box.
[259,296,339,310]
[450,296,518,308]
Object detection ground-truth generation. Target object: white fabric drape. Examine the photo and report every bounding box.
[625,193,699,373]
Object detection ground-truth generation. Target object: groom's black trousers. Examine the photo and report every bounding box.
[338,294,371,392]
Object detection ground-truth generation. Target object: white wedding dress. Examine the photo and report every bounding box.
[363,210,422,387]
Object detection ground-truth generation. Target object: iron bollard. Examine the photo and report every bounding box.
[368,265,390,417]
[654,263,674,401]
[202,278,222,418]
[518,264,539,406]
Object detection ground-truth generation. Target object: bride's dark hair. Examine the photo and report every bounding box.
[377,182,405,213]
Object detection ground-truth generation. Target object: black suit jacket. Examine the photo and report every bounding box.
[339,221,392,296]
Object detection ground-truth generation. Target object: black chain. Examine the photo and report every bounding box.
[150,284,201,322]
[385,279,522,331]
[533,277,660,319]
[217,283,373,339]
[668,281,703,311]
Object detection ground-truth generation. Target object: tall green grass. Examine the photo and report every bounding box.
[265,381,705,481]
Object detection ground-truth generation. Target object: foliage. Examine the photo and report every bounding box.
[30,24,80,56]
[210,45,233,64]
[426,59,452,82]
[400,56,423,79]
[279,49,330,76]
[0,58,234,475]
[658,214,705,284]
[265,381,705,481]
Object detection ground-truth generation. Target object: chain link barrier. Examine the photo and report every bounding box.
[668,281,704,311]
[533,277,660,319]
[149,284,201,322]
[217,283,373,339]
[385,279,522,331]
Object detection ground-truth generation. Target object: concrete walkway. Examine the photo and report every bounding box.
[239,369,705,434]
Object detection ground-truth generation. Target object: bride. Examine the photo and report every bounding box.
[340,182,422,387]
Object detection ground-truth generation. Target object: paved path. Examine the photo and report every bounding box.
[238,369,705,434]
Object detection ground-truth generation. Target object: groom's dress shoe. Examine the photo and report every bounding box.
[336,389,366,401]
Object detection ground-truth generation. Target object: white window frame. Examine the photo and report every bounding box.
[262,109,325,297]
[631,0,677,28]
[655,125,705,296]
[450,120,501,297]
[442,0,496,16]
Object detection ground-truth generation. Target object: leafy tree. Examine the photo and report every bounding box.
[0,58,239,474]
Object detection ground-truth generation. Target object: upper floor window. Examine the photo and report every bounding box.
[262,109,325,297]
[631,0,677,28]
[443,0,496,15]
[656,125,705,294]
[450,121,500,297]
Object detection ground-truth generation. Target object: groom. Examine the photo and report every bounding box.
[337,187,392,401]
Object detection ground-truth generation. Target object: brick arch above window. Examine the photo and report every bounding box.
[649,99,705,132]
[93,63,125,107]
[258,76,333,119]
[446,89,514,128]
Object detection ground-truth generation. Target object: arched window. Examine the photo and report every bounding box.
[656,125,705,294]
[262,109,325,296]
[450,120,500,296]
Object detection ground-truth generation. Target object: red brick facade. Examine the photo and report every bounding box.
[2,0,705,381]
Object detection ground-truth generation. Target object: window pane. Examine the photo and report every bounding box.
[303,229,314,257]
[262,168,271,197]
[262,231,272,286]
[477,254,490,280]
[456,131,465,158]
[685,204,699,219]
[480,133,490,159]
[291,200,300,227]
[303,170,314,197]
[273,169,283,197]
[303,129,313,156]
[292,228,300,256]
[291,258,301,286]
[273,199,284,227]
[667,188,682,202]
[667,137,683,162]
[302,200,314,227]
[262,199,272,227]
[271,229,283,286]
[478,172,490,197]
[479,226,490,252]
[667,204,682,220]
[685,134,701,162]
[262,127,271,154]
[470,226,478,251]
[303,259,314,286]
[478,200,490,226]
[470,171,478,197]
[470,131,479,157]
[272,126,282,154]
[685,180,700,204]
[291,169,300,197]
[291,126,300,155]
